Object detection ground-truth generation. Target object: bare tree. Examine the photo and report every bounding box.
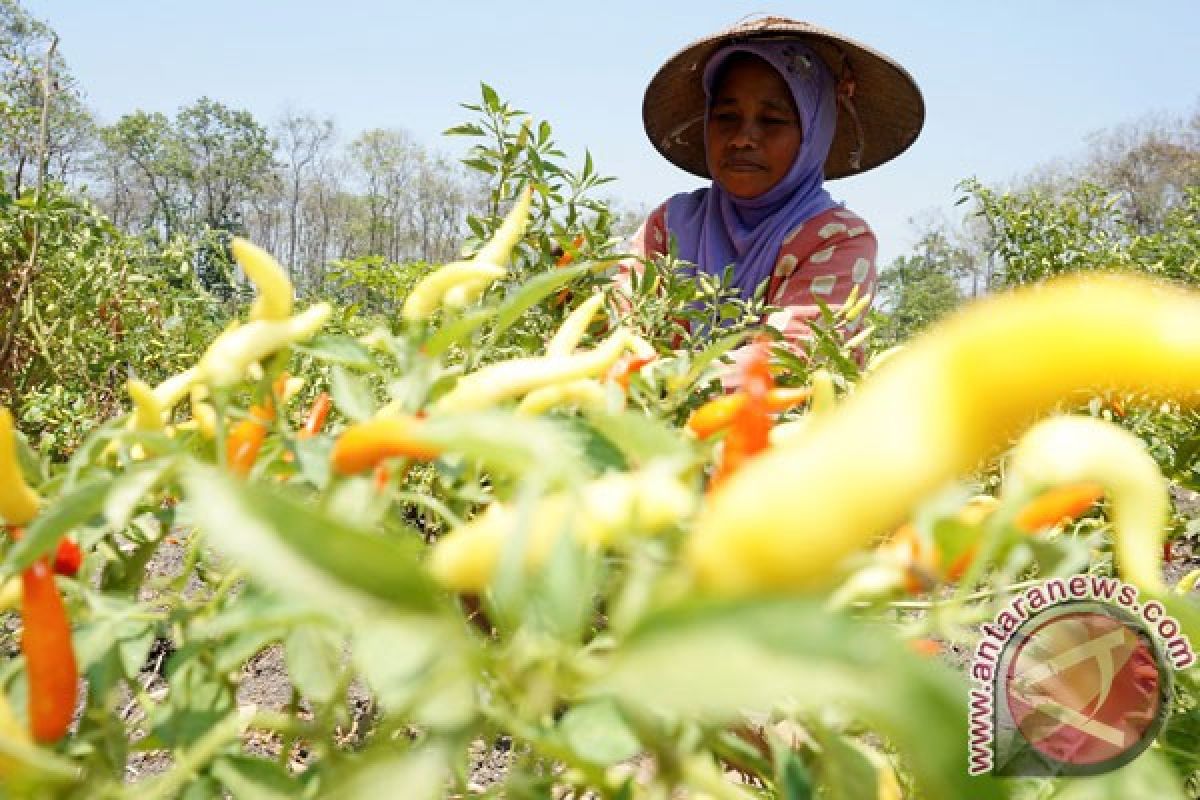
[276,109,334,277]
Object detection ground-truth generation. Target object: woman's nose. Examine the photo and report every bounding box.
[729,120,761,148]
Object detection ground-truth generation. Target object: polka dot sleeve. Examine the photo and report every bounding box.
[763,207,878,347]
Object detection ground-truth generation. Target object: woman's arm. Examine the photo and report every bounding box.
[611,204,669,314]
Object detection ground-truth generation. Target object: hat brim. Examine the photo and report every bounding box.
[642,17,925,181]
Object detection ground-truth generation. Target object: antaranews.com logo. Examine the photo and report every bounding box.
[967,575,1194,777]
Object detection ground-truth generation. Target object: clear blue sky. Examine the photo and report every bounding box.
[24,0,1200,264]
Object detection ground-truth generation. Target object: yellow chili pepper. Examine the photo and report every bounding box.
[474,184,533,267]
[198,304,332,388]
[0,577,20,612]
[403,261,505,320]
[434,329,633,413]
[1005,415,1166,591]
[843,326,873,350]
[843,291,873,323]
[402,186,533,321]
[231,237,294,322]
[0,408,40,526]
[688,273,1200,594]
[330,416,442,475]
[842,282,861,313]
[1176,568,1200,595]
[440,273,502,310]
[546,292,607,356]
[808,369,836,416]
[127,379,165,432]
[515,379,611,416]
[182,383,217,438]
[429,466,694,591]
[0,688,33,777]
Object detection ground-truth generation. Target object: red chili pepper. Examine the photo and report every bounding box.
[6,528,81,578]
[708,340,773,490]
[52,538,82,577]
[299,392,332,439]
[20,557,78,743]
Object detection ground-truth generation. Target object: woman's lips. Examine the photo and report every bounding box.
[724,160,765,172]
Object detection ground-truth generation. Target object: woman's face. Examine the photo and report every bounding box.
[705,55,802,199]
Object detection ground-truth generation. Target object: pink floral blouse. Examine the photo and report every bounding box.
[615,203,878,388]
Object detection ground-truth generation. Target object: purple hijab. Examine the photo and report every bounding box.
[666,40,841,302]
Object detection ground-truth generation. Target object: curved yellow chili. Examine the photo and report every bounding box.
[0,408,40,526]
[474,185,533,267]
[688,274,1200,594]
[403,260,507,321]
[515,379,612,416]
[434,329,633,413]
[843,290,873,323]
[198,304,332,388]
[546,292,607,356]
[1005,415,1167,591]
[402,186,533,321]
[231,237,293,322]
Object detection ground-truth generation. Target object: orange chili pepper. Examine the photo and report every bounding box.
[686,386,813,439]
[552,235,587,307]
[708,341,773,490]
[556,235,585,268]
[606,354,657,391]
[907,638,943,658]
[373,463,390,493]
[945,546,978,583]
[945,485,1102,582]
[226,402,274,477]
[299,392,333,439]
[20,556,78,743]
[881,522,940,593]
[331,417,442,475]
[1013,482,1104,532]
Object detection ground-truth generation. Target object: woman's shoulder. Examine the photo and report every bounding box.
[778,205,875,259]
[787,205,872,241]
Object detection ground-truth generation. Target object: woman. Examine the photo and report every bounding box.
[619,17,924,383]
